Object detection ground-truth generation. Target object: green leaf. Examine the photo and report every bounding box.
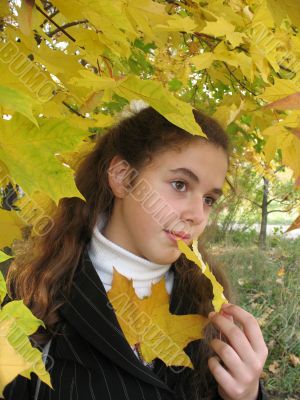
[0,271,7,305]
[128,50,154,75]
[0,300,52,396]
[1,300,45,336]
[133,38,156,53]
[0,115,89,204]
[168,79,183,92]
[0,251,13,264]
[0,85,38,126]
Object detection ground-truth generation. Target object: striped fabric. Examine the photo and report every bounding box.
[2,247,268,400]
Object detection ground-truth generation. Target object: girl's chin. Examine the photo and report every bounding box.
[146,250,180,265]
[160,248,182,264]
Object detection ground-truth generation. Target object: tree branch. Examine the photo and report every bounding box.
[48,20,88,37]
[39,9,59,29]
[35,4,77,42]
[267,208,294,214]
[62,101,86,118]
[194,32,222,44]
[267,197,290,205]
[223,63,257,96]
[193,32,219,51]
[193,32,256,96]
[239,196,262,208]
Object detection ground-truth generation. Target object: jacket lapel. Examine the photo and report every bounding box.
[59,246,174,392]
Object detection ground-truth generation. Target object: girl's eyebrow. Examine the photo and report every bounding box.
[169,167,224,196]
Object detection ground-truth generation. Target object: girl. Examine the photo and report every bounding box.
[2,105,268,400]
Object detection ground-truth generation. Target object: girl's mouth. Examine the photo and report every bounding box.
[163,229,191,243]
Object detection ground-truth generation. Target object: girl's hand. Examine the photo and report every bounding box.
[207,303,268,400]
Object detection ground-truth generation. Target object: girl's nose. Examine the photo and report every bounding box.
[182,196,206,227]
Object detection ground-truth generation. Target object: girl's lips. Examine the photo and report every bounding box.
[164,230,190,244]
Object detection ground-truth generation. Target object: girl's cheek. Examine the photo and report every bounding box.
[161,193,180,212]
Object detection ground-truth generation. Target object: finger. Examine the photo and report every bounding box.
[210,338,244,379]
[208,355,235,390]
[209,311,255,364]
[220,309,234,322]
[220,303,268,357]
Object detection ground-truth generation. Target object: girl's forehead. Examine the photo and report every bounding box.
[145,141,227,170]
[136,144,228,193]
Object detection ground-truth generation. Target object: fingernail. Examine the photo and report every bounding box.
[208,311,216,319]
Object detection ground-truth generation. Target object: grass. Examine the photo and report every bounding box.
[208,231,300,399]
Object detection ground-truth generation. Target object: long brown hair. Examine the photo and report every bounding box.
[7,106,234,399]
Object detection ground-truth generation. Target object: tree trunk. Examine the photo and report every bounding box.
[259,177,269,249]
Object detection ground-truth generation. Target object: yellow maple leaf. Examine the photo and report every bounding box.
[177,239,228,312]
[277,266,285,277]
[0,299,52,397]
[0,319,32,397]
[214,42,254,82]
[213,100,244,128]
[286,214,300,232]
[264,92,300,110]
[267,0,300,29]
[115,75,205,137]
[107,268,209,368]
[252,1,275,28]
[201,17,235,37]
[190,52,215,70]
[259,78,299,103]
[262,125,300,178]
[154,15,198,34]
[0,209,26,249]
[14,191,57,239]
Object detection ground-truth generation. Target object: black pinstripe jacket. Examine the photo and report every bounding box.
[2,247,268,400]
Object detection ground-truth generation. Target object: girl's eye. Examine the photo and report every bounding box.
[171,180,187,192]
[204,196,216,207]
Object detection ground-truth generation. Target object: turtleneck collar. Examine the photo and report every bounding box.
[87,212,174,299]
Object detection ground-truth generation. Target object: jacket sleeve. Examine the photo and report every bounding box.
[257,379,268,400]
[1,373,36,400]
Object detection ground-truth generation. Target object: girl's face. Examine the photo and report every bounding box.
[104,140,228,264]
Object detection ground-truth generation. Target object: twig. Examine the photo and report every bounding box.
[62,101,86,118]
[35,4,76,42]
[97,58,103,75]
[267,196,290,205]
[240,195,262,208]
[39,9,59,29]
[101,55,113,78]
[207,72,216,91]
[267,208,294,214]
[194,32,221,45]
[193,32,256,96]
[48,19,88,37]
[223,62,256,96]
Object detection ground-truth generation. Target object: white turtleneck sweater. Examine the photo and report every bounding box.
[87,212,174,368]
